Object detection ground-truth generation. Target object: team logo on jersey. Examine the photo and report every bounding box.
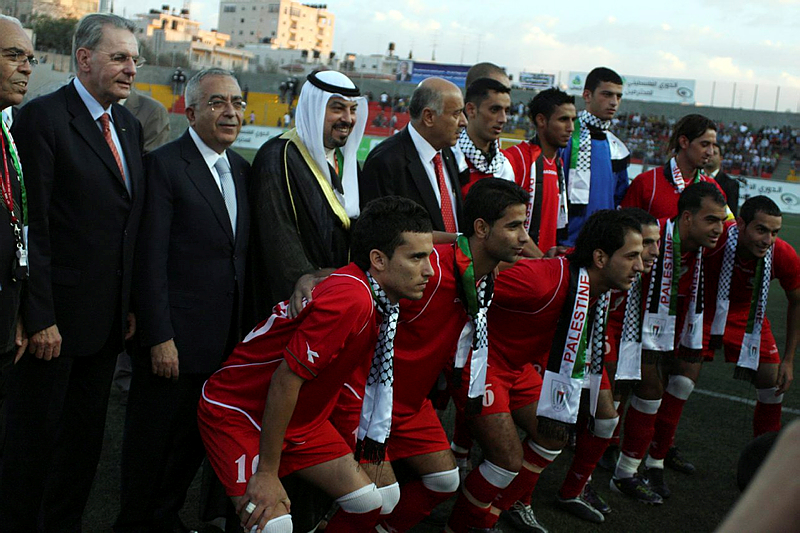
[551,381,571,412]
[306,342,319,364]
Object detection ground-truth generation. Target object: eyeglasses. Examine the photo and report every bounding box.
[95,51,146,67]
[208,99,247,112]
[1,48,37,67]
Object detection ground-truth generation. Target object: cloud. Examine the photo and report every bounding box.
[780,72,800,87]
[658,51,686,72]
[708,57,754,79]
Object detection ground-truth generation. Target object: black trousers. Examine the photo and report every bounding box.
[0,330,121,533]
[114,357,211,533]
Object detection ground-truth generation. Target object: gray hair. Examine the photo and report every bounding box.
[74,14,136,52]
[0,15,23,29]
[408,83,444,121]
[185,68,237,107]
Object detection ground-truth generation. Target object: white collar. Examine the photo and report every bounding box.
[408,122,439,164]
[189,127,229,168]
[73,77,113,122]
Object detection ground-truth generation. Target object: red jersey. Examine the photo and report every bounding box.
[703,235,800,351]
[489,258,571,371]
[201,263,380,441]
[458,150,515,197]
[621,165,726,219]
[504,140,563,251]
[605,289,628,361]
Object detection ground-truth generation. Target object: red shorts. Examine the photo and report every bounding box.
[386,399,451,461]
[198,398,352,497]
[701,329,780,366]
[474,357,542,417]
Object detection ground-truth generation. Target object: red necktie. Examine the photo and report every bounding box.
[99,113,127,187]
[433,153,457,233]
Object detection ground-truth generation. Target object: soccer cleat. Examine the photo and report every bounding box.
[581,482,611,514]
[501,501,549,533]
[555,493,605,524]
[665,446,696,474]
[609,475,664,505]
[597,445,620,472]
[644,467,671,499]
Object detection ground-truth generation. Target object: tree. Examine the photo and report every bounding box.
[29,15,78,55]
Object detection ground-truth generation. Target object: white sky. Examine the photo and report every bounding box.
[115,0,800,109]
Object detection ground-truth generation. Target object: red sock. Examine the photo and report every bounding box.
[446,466,507,533]
[611,402,626,448]
[650,391,686,460]
[494,439,556,512]
[620,402,658,461]
[558,424,611,499]
[325,507,381,532]
[380,478,453,531]
[753,401,782,437]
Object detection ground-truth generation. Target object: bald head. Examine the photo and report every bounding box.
[465,62,510,89]
[408,77,466,150]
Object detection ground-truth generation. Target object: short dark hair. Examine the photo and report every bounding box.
[351,196,432,270]
[465,62,508,88]
[620,207,658,228]
[739,195,781,225]
[668,114,717,153]
[677,181,727,217]
[527,88,575,123]
[584,67,623,93]
[462,179,529,237]
[568,210,641,268]
[465,77,511,108]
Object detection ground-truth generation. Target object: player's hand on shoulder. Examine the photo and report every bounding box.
[777,360,794,394]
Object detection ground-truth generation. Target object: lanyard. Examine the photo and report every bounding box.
[0,131,14,222]
[0,120,25,226]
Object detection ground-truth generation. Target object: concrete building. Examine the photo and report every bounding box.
[217,0,334,55]
[0,0,97,23]
[135,7,253,71]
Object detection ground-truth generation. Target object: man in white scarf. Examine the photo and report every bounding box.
[245,70,368,324]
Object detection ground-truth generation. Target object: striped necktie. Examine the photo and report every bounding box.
[213,156,237,237]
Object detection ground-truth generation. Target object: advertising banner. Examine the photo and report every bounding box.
[519,72,556,90]
[397,61,471,87]
[566,72,696,104]
[740,177,800,215]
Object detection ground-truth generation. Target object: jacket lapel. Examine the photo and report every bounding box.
[66,83,128,191]
[402,129,446,230]
[179,132,235,243]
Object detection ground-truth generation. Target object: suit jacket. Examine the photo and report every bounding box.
[360,127,464,231]
[714,170,740,217]
[13,81,144,356]
[124,89,171,153]
[134,131,250,374]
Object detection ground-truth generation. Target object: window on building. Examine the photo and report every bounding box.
[268,3,279,12]
[223,5,236,12]
[172,20,178,30]
[250,31,254,35]
[241,18,245,23]
[239,30,243,34]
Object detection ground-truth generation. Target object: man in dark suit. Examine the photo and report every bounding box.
[360,77,467,232]
[0,14,145,532]
[115,68,249,533]
[123,87,171,153]
[705,143,741,217]
[0,15,34,414]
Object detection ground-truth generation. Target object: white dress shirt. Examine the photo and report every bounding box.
[408,123,458,230]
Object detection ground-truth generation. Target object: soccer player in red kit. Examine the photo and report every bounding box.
[333,178,531,531]
[446,210,645,533]
[612,182,728,502]
[553,207,663,522]
[196,197,434,533]
[703,195,799,436]
[621,114,730,219]
[504,88,576,255]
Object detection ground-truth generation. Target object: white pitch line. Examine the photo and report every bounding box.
[694,388,800,415]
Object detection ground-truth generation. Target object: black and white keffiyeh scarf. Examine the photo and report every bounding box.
[710,224,774,380]
[452,235,494,416]
[355,272,400,463]
[538,265,610,438]
[617,274,645,381]
[667,157,705,192]
[567,110,611,205]
[456,128,507,175]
